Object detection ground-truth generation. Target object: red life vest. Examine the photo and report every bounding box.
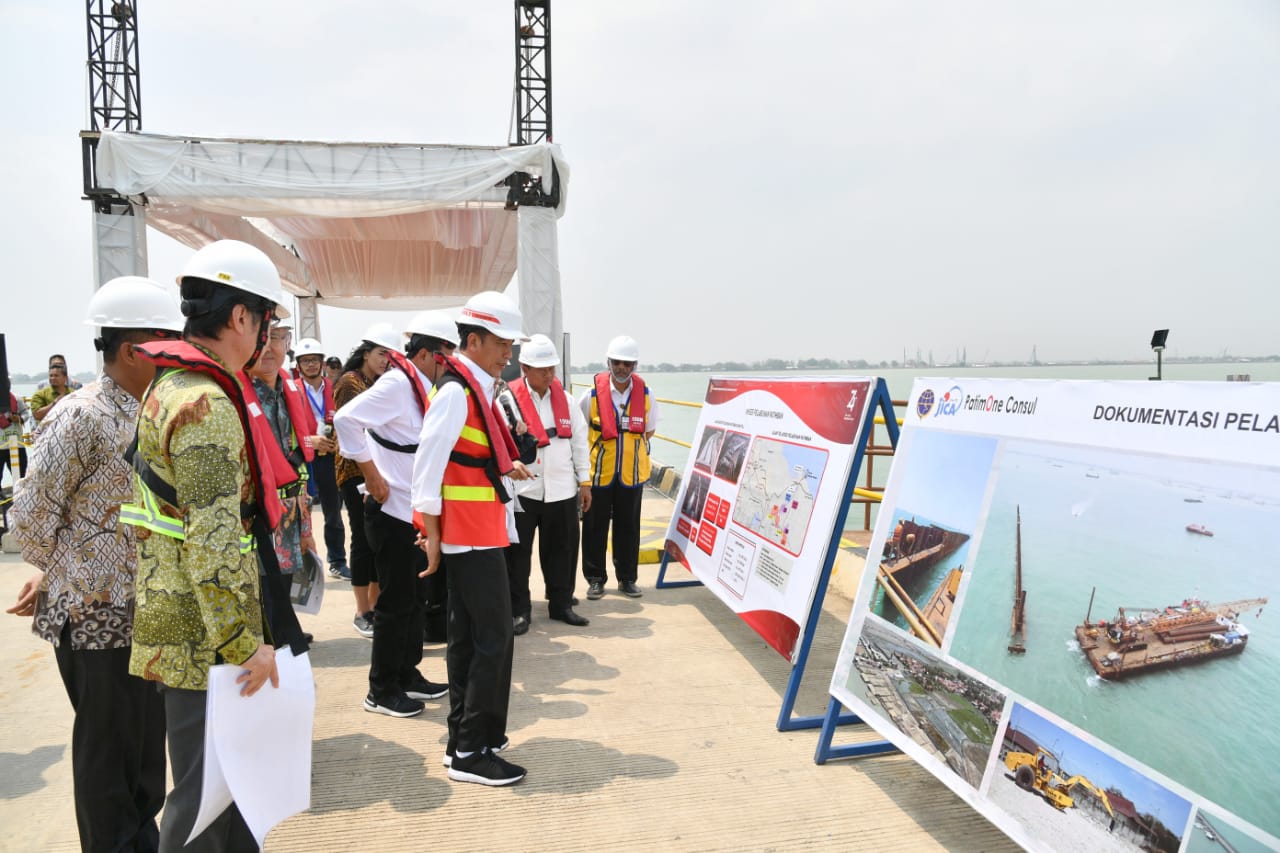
[594,372,648,439]
[384,349,430,414]
[509,377,572,447]
[436,356,520,547]
[277,371,316,464]
[293,370,337,427]
[133,340,297,529]
[0,393,19,430]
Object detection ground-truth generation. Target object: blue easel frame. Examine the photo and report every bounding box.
[655,378,901,735]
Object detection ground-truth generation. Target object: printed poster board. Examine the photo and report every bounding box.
[664,376,874,661]
[829,379,1280,853]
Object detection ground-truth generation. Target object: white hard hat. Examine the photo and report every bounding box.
[458,291,527,341]
[294,337,325,359]
[606,335,640,362]
[179,239,290,319]
[361,322,401,351]
[84,276,186,333]
[519,333,559,368]
[405,310,460,347]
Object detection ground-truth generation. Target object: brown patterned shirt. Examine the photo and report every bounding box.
[333,369,372,488]
[9,374,139,649]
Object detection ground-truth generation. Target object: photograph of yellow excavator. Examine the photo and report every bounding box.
[988,703,1192,853]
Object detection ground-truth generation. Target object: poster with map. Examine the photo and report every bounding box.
[828,378,1280,853]
[664,376,874,661]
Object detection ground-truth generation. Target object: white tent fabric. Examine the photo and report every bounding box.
[95,131,568,340]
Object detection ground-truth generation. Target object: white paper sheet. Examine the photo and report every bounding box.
[188,649,316,849]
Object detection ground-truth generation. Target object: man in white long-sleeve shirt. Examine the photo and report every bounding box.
[504,334,592,633]
[332,311,457,719]
[412,290,531,787]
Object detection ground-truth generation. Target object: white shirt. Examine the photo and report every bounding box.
[332,365,429,524]
[301,376,327,426]
[577,374,661,433]
[411,353,516,552]
[512,380,590,504]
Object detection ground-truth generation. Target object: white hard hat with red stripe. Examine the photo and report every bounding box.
[459,291,528,341]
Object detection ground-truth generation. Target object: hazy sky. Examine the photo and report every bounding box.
[2,2,1278,375]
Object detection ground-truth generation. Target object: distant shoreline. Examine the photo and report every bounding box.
[571,356,1278,374]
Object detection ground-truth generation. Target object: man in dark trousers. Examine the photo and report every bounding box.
[412,290,531,786]
[504,334,592,633]
[293,336,348,579]
[578,335,661,600]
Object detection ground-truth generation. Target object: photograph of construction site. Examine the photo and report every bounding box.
[866,429,997,648]
[842,615,1005,789]
[948,441,1280,839]
[990,703,1192,853]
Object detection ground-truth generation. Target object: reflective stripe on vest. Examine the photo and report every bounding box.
[587,390,651,488]
[440,387,508,547]
[119,475,255,553]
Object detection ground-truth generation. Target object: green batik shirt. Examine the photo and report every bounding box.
[129,365,264,690]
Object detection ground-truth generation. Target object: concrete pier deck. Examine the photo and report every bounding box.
[0,491,1014,852]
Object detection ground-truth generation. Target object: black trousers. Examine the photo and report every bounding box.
[309,453,346,566]
[340,479,374,588]
[506,496,580,616]
[581,484,643,584]
[53,625,166,853]
[445,548,514,752]
[159,687,256,853]
[364,497,427,699]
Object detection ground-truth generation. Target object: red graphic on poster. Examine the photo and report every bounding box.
[696,523,718,555]
[704,493,722,523]
[715,497,730,528]
[738,610,802,660]
[702,379,869,444]
[676,517,692,539]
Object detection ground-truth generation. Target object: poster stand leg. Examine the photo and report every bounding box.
[777,380,898,732]
[811,382,901,758]
[655,551,703,588]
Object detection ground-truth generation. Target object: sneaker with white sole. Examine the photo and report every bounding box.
[447,750,525,786]
[403,674,448,701]
[442,737,510,767]
[362,692,424,718]
[353,612,374,638]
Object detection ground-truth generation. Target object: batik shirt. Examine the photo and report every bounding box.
[129,365,263,690]
[250,375,310,574]
[332,369,371,488]
[9,374,138,649]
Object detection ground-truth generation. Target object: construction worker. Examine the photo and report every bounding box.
[6,276,184,853]
[505,334,592,633]
[122,239,299,850]
[412,290,531,786]
[333,323,395,638]
[293,336,348,579]
[579,335,660,600]
[332,312,457,718]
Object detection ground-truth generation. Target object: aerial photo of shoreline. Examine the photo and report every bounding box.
[949,441,1280,838]
[844,616,1005,789]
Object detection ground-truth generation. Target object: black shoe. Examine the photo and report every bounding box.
[448,750,526,786]
[363,692,424,718]
[586,581,605,600]
[513,614,530,636]
[353,611,374,638]
[328,562,351,580]
[549,607,589,627]
[572,596,580,606]
[442,737,510,768]
[302,632,315,644]
[403,675,448,701]
[618,581,643,598]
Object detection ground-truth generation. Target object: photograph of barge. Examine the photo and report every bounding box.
[873,513,972,647]
[1075,591,1267,680]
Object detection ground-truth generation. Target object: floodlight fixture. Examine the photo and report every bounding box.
[1149,328,1169,380]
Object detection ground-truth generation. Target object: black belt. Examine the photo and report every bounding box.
[370,429,418,454]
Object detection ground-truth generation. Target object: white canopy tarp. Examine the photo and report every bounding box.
[95,131,568,336]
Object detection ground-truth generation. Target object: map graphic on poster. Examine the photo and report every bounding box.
[664,376,873,661]
[828,379,1280,853]
[731,438,828,556]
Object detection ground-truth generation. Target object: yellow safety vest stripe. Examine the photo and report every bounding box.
[441,484,497,502]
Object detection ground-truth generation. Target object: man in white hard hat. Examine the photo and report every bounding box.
[505,334,592,633]
[579,335,660,600]
[412,290,531,786]
[333,324,395,638]
[120,239,296,849]
[6,276,183,853]
[293,336,349,580]
[333,311,457,718]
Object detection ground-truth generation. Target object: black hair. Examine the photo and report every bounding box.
[48,354,67,367]
[325,356,342,369]
[406,333,452,359]
[180,277,273,339]
[343,342,375,374]
[455,323,491,351]
[95,328,172,364]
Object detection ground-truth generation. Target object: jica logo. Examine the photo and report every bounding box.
[916,389,936,417]
[935,385,963,417]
